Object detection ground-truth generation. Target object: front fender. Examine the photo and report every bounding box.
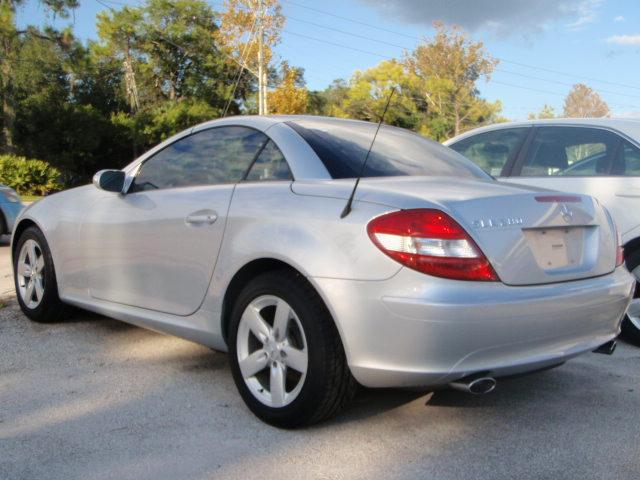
[11,186,99,294]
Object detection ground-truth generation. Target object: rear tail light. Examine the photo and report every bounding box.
[604,206,624,267]
[367,209,499,281]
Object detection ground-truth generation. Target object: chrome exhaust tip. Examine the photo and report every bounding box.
[593,340,617,355]
[450,376,497,395]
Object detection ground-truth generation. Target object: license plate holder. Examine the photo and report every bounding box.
[524,227,583,270]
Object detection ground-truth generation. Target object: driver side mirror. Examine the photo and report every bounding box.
[93,169,125,193]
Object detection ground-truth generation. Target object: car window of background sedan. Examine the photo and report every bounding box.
[449,128,528,176]
[613,141,640,176]
[521,126,619,177]
[287,119,489,180]
[130,126,269,192]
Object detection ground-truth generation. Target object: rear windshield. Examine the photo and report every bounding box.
[286,119,489,180]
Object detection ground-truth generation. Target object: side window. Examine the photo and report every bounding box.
[245,140,292,181]
[521,127,619,177]
[613,141,640,176]
[449,128,528,177]
[131,126,268,192]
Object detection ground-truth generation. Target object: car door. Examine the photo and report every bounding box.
[448,127,530,177]
[81,126,270,316]
[503,126,640,239]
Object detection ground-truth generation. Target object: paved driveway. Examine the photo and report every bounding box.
[1,239,639,480]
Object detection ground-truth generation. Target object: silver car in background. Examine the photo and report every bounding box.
[0,185,24,237]
[11,116,635,427]
[446,119,640,343]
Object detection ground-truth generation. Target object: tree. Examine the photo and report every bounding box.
[406,22,500,138]
[8,28,131,185]
[269,62,308,114]
[528,104,556,119]
[94,0,242,154]
[95,0,237,108]
[216,0,284,114]
[0,0,79,153]
[310,79,349,117]
[327,60,425,131]
[94,5,143,111]
[317,53,502,141]
[563,83,610,118]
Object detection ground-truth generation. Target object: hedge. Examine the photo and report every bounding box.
[0,155,63,196]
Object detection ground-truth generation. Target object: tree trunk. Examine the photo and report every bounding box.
[262,68,268,115]
[168,79,176,101]
[454,106,460,137]
[1,36,16,154]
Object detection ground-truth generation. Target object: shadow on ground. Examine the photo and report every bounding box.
[1,295,640,480]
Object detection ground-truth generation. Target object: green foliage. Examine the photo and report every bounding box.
[405,22,500,138]
[1,1,511,188]
[528,104,556,120]
[328,60,426,131]
[270,62,309,114]
[1,0,248,186]
[94,0,241,107]
[112,99,220,148]
[0,154,62,195]
[314,53,502,142]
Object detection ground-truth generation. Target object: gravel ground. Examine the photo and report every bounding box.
[1,239,640,480]
[1,235,13,299]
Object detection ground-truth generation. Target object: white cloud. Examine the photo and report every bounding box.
[359,0,604,35]
[606,34,640,45]
[614,15,626,22]
[565,0,603,31]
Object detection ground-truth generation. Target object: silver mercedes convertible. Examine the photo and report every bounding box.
[11,116,635,427]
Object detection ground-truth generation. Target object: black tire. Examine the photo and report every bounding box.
[13,226,67,323]
[622,249,640,345]
[228,269,356,428]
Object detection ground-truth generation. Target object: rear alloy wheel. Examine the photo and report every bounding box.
[228,270,356,428]
[622,250,640,345]
[13,226,66,323]
[236,295,308,408]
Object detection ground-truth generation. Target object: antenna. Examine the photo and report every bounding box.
[340,87,396,219]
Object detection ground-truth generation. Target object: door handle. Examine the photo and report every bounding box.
[185,210,218,225]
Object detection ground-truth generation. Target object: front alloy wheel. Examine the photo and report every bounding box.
[13,226,66,323]
[17,239,46,309]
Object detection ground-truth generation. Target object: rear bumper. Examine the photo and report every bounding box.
[312,267,635,388]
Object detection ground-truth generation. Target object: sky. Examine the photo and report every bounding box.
[16,0,640,120]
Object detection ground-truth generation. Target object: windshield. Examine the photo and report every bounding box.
[286,118,490,180]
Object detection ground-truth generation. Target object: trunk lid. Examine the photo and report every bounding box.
[441,190,616,285]
[292,177,617,285]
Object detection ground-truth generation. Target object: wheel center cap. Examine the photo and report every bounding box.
[265,340,280,360]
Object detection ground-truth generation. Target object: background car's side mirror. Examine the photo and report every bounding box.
[93,169,126,193]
